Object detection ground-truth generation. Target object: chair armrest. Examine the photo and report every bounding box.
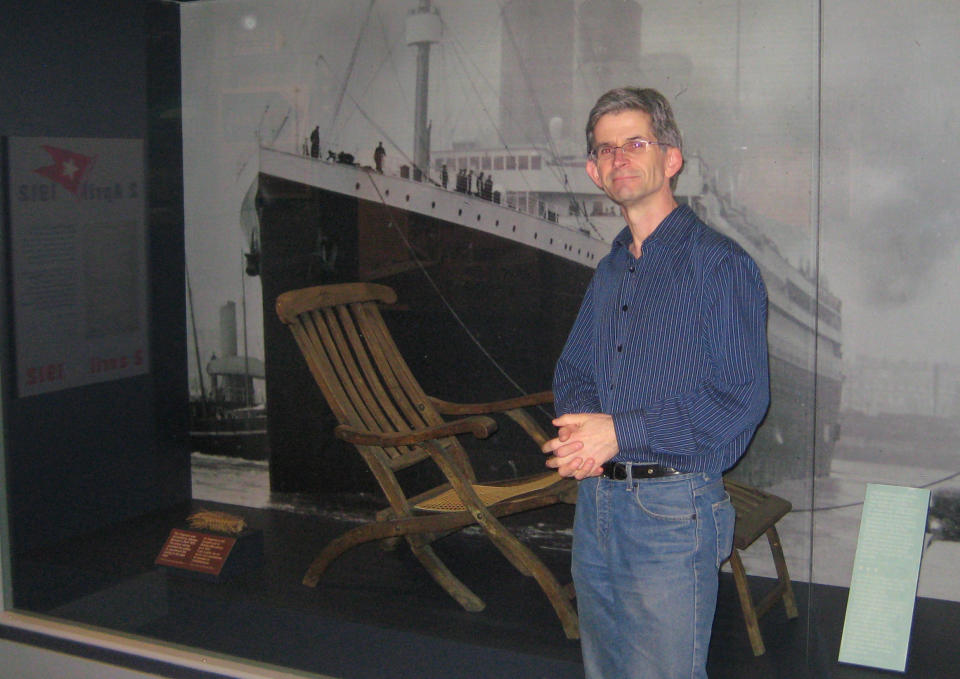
[334,416,498,447]
[429,390,554,415]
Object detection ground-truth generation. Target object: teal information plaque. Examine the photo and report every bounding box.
[838,483,930,672]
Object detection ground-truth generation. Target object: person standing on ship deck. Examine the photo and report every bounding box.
[374,141,386,173]
[309,126,320,158]
[542,87,770,679]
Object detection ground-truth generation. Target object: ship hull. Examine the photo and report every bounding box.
[188,421,270,460]
[258,167,839,494]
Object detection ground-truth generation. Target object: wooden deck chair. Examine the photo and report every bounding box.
[724,479,800,655]
[275,282,579,638]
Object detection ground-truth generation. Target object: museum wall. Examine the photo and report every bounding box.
[0,0,190,555]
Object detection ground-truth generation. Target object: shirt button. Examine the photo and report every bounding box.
[617,345,623,352]
[621,304,628,312]
[629,266,636,273]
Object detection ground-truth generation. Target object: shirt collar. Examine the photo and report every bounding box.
[611,204,695,254]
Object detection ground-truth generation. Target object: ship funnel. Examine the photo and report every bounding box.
[219,302,239,358]
[407,1,442,180]
[406,4,441,46]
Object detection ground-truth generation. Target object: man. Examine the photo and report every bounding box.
[542,87,770,678]
[309,125,320,158]
[374,141,386,173]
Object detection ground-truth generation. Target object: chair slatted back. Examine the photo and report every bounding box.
[277,283,449,469]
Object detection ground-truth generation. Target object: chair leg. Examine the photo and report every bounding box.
[728,549,766,656]
[408,541,486,612]
[303,511,474,587]
[303,521,396,586]
[303,515,487,612]
[766,526,799,619]
[489,533,534,576]
[482,516,579,639]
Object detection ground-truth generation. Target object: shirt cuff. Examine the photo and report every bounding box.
[611,409,650,462]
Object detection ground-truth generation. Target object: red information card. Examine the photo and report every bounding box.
[155,528,237,576]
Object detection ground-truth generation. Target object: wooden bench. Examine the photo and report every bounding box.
[724,479,800,655]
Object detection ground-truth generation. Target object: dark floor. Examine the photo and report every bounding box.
[13,496,960,679]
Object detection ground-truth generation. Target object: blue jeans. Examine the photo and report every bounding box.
[572,472,735,679]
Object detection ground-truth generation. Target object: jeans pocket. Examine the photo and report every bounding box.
[631,481,697,521]
[712,493,736,568]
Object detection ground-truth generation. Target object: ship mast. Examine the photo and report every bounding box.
[406,0,442,180]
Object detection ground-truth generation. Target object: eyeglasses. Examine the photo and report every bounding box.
[589,139,668,162]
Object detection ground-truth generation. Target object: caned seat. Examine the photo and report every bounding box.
[724,479,800,655]
[276,282,579,638]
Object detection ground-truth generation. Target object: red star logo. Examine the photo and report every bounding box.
[33,145,96,195]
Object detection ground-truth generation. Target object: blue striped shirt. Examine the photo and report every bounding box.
[553,204,770,474]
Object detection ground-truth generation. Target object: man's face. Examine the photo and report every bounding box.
[585,109,680,210]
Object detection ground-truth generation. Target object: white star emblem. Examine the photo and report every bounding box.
[61,159,78,179]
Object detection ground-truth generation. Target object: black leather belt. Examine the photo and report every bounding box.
[601,461,681,480]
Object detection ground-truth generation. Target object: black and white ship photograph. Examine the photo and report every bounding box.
[181,0,959,602]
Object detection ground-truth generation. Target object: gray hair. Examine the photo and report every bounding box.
[585,87,684,187]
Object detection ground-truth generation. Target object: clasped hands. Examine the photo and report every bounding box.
[541,413,618,479]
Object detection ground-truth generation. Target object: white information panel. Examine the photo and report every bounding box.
[6,137,148,396]
[839,483,930,672]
